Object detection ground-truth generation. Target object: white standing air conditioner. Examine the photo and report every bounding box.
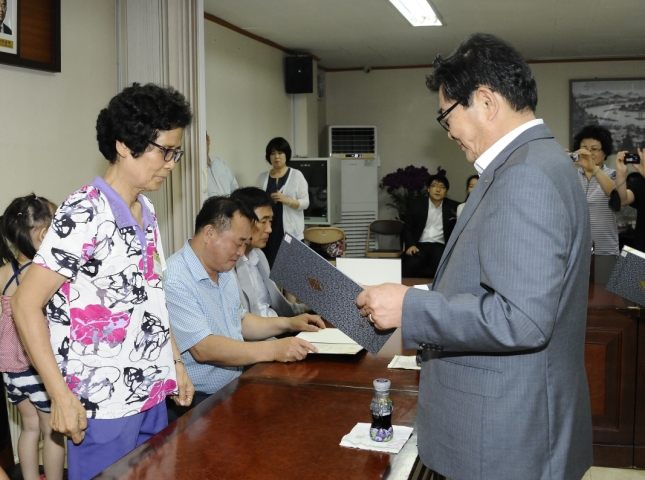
[321,126,378,257]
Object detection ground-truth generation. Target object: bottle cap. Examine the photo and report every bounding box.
[373,378,391,391]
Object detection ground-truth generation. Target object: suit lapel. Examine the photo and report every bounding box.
[432,124,554,286]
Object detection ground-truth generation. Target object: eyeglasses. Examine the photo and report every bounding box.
[148,140,184,163]
[580,146,603,153]
[429,183,447,190]
[436,100,460,132]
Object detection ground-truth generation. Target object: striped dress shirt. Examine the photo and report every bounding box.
[165,240,246,394]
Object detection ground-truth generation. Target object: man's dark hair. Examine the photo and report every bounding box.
[265,137,292,165]
[427,167,450,191]
[96,83,193,163]
[229,187,274,213]
[426,33,537,113]
[195,196,257,235]
[573,125,613,157]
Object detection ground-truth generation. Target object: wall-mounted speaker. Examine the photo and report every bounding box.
[285,56,313,94]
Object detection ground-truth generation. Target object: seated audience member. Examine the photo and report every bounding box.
[456,174,479,218]
[164,196,323,420]
[402,168,459,278]
[206,132,238,197]
[616,149,645,252]
[229,187,306,318]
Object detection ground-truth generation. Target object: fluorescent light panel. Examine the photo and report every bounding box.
[389,0,442,26]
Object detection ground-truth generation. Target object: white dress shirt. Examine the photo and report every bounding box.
[419,200,444,244]
[474,119,544,175]
[244,249,278,318]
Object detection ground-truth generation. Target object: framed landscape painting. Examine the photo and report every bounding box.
[570,78,645,152]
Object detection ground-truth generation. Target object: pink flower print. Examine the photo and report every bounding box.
[87,188,99,200]
[139,242,159,281]
[141,379,177,412]
[66,374,82,395]
[82,238,97,262]
[70,305,131,349]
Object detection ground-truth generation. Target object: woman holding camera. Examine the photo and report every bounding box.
[573,125,618,256]
[616,149,645,252]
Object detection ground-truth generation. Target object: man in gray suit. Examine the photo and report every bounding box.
[230,187,306,318]
[357,33,593,479]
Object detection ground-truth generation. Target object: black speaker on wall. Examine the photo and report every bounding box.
[285,56,313,94]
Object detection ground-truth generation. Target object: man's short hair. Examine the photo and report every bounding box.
[573,125,613,157]
[229,187,275,213]
[426,33,537,113]
[427,167,450,190]
[96,82,193,163]
[195,196,257,235]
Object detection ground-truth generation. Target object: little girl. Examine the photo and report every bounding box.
[0,194,64,480]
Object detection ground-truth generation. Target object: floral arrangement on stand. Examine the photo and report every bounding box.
[379,165,432,220]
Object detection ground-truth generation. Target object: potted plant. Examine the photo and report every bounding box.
[379,165,431,220]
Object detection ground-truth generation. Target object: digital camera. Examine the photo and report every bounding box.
[624,153,641,165]
[568,152,579,162]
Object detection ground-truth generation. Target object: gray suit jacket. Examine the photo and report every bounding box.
[402,124,593,480]
[233,248,305,317]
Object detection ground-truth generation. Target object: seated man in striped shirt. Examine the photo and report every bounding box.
[164,196,324,421]
[230,187,306,319]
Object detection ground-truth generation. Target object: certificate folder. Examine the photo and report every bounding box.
[270,233,394,355]
[605,246,645,307]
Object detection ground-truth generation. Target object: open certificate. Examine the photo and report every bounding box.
[297,328,363,354]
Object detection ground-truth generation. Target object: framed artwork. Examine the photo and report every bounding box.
[570,78,645,152]
[0,0,60,72]
[0,0,17,55]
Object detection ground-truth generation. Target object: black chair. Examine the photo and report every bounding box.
[365,219,404,258]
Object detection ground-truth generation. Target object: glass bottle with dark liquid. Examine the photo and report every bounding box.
[370,378,393,442]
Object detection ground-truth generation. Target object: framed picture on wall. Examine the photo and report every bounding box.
[570,78,645,152]
[0,0,60,72]
[0,0,18,55]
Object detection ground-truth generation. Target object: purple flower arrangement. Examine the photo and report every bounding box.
[379,165,431,220]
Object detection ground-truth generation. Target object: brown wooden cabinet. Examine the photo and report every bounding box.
[586,264,643,467]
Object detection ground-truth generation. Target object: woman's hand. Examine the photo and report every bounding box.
[271,191,291,206]
[574,148,596,172]
[170,362,195,407]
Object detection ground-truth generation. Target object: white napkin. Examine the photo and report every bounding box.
[340,423,413,454]
[387,355,421,370]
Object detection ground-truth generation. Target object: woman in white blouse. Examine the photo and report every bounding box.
[255,137,309,267]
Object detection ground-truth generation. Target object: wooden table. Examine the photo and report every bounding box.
[96,330,421,479]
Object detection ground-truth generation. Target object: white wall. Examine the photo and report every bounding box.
[0,0,116,208]
[325,60,645,219]
[204,20,319,188]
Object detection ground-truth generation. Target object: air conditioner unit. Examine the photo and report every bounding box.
[321,125,378,257]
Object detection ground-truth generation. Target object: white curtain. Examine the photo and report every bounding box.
[115,0,206,255]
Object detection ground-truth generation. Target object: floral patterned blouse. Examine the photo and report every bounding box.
[34,177,177,419]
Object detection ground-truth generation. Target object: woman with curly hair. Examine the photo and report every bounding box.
[573,125,618,255]
[12,83,195,480]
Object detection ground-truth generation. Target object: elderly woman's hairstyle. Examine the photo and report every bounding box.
[426,33,537,114]
[0,194,56,265]
[573,125,613,157]
[194,196,257,235]
[264,137,292,165]
[96,83,193,163]
[427,166,450,191]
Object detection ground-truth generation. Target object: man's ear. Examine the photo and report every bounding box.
[474,87,500,120]
[115,140,130,160]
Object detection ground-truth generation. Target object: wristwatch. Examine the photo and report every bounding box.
[174,358,184,365]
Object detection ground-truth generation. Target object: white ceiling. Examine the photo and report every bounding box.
[203,0,645,70]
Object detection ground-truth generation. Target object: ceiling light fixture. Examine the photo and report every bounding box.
[388,0,442,26]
